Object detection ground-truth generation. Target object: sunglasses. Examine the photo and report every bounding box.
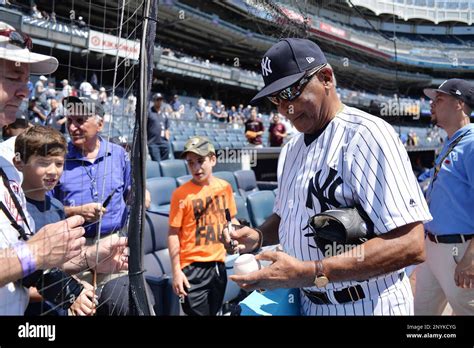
[267,64,327,105]
[0,29,33,50]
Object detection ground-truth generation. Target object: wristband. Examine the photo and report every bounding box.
[253,228,264,253]
[12,242,36,277]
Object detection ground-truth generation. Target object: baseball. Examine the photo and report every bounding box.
[233,254,261,275]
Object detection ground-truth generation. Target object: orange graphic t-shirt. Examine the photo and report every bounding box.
[169,177,237,269]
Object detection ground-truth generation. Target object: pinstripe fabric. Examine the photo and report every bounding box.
[273,105,431,315]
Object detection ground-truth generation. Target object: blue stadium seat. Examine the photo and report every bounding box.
[146,160,161,179]
[146,177,177,214]
[214,171,239,194]
[176,174,192,187]
[234,194,251,226]
[218,141,232,150]
[173,135,189,141]
[246,191,275,227]
[234,169,259,198]
[159,159,188,178]
[171,141,186,157]
[143,211,180,315]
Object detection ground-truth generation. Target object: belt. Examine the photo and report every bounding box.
[427,232,474,244]
[303,285,364,305]
[303,272,404,305]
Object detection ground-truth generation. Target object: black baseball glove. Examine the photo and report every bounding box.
[304,206,375,257]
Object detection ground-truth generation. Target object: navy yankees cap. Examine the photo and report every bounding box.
[250,38,327,104]
[424,79,474,109]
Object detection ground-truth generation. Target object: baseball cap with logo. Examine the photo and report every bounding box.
[250,38,327,104]
[0,21,58,75]
[180,136,216,159]
[63,96,105,118]
[424,79,474,109]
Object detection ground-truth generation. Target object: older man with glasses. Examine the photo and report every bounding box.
[224,38,432,316]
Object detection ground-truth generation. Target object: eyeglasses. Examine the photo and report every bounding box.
[267,64,327,105]
[0,29,33,50]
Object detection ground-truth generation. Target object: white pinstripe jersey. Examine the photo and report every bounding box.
[273,105,432,314]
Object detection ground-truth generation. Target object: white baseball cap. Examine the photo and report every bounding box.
[0,22,58,75]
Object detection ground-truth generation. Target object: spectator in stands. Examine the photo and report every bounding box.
[170,94,184,119]
[77,16,87,29]
[55,97,131,243]
[79,79,93,97]
[168,136,239,316]
[98,87,108,105]
[147,93,170,161]
[204,101,213,120]
[34,75,47,104]
[61,79,73,99]
[227,105,237,123]
[195,96,206,121]
[211,100,227,122]
[46,82,56,100]
[0,0,11,7]
[46,99,66,134]
[2,118,30,140]
[268,113,287,147]
[414,79,474,315]
[125,92,136,114]
[50,12,56,24]
[244,107,264,147]
[31,4,43,19]
[27,97,47,125]
[242,105,252,120]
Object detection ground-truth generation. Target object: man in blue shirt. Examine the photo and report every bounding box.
[54,96,131,239]
[415,79,474,315]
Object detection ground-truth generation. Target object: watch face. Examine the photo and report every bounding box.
[315,276,329,288]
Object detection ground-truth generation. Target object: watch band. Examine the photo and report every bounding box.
[252,228,264,253]
[12,241,36,277]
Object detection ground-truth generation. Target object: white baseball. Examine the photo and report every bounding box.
[233,253,261,275]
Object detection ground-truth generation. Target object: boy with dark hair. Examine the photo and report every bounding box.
[14,126,96,316]
[168,136,239,315]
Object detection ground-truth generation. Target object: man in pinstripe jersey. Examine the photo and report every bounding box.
[226,38,432,315]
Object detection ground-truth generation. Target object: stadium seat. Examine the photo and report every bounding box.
[234,194,251,226]
[146,160,161,179]
[234,169,259,198]
[143,211,180,315]
[171,141,186,157]
[246,191,275,227]
[176,174,192,187]
[146,177,177,214]
[214,171,239,194]
[173,135,189,141]
[159,159,188,178]
[218,141,232,150]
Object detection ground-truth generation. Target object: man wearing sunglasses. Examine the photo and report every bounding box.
[0,22,127,315]
[226,38,432,316]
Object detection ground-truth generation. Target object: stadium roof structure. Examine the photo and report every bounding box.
[348,0,474,25]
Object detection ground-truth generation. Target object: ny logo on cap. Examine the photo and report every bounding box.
[306,57,315,64]
[261,57,272,76]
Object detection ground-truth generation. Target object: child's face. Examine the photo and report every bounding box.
[185,152,216,185]
[19,154,65,194]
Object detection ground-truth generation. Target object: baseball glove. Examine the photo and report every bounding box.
[304,206,375,257]
[245,130,259,139]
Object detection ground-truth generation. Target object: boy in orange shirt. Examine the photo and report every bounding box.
[168,136,239,315]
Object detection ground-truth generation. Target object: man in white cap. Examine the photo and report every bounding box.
[0,22,127,315]
[62,79,72,98]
